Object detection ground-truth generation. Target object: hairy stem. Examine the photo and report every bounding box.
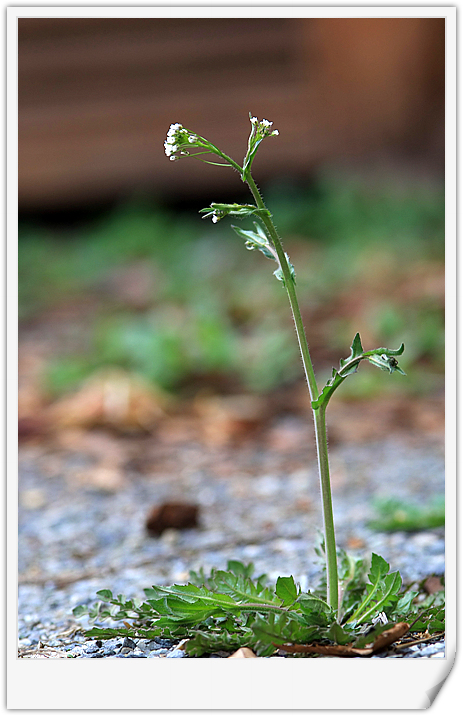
[313,406,339,611]
[245,173,339,612]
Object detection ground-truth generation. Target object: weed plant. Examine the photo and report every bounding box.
[74,115,445,656]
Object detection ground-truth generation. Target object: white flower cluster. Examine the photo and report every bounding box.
[250,116,279,137]
[164,123,198,161]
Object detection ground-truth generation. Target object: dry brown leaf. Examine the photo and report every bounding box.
[228,647,258,658]
[277,622,410,657]
[194,394,268,445]
[46,368,167,433]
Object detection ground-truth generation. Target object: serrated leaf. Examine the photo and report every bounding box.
[185,629,248,657]
[211,570,277,605]
[339,333,364,374]
[312,337,405,409]
[347,553,392,624]
[369,553,390,582]
[252,611,320,649]
[275,576,297,606]
[354,569,402,625]
[311,369,346,410]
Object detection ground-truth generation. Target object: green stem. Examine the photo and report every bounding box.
[245,173,339,613]
[313,406,339,612]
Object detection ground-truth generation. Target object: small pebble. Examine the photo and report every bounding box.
[165,649,187,658]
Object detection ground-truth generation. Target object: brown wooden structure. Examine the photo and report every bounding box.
[18,17,445,210]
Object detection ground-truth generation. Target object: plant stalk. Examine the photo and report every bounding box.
[245,174,339,612]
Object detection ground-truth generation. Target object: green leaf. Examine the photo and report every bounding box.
[251,611,321,652]
[231,223,275,261]
[275,576,297,606]
[297,593,331,615]
[395,590,418,616]
[311,369,342,409]
[200,203,270,222]
[185,628,253,657]
[227,560,255,579]
[273,254,296,286]
[339,332,364,375]
[364,343,405,357]
[369,553,391,582]
[84,626,133,639]
[312,336,406,409]
[74,549,441,657]
[347,553,390,624]
[326,621,353,645]
[72,605,88,617]
[348,554,402,625]
[96,589,113,601]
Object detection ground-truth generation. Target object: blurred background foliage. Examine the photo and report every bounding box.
[18,17,445,424]
[19,174,444,403]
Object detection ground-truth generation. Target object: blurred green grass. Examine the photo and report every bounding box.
[368,496,445,532]
[19,176,445,399]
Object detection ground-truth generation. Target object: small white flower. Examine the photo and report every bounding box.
[212,215,218,223]
[261,119,272,128]
[164,141,179,157]
[272,130,279,136]
[169,156,178,161]
[250,116,258,124]
[188,135,197,143]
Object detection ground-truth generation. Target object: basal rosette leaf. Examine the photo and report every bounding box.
[369,553,391,582]
[347,554,402,625]
[251,612,322,654]
[185,627,255,657]
[325,621,354,646]
[275,576,298,606]
[210,570,279,605]
[226,560,257,580]
[356,571,402,624]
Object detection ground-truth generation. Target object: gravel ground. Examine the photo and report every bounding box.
[18,427,445,659]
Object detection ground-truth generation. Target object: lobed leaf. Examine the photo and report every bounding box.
[312,335,406,409]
